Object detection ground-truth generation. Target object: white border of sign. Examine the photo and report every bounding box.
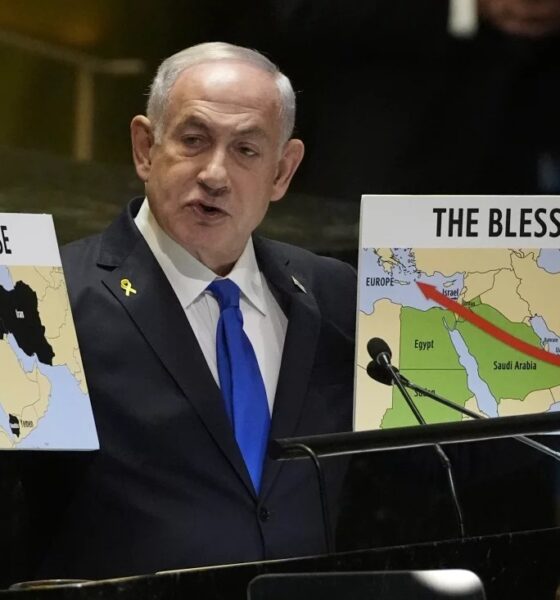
[360,195,560,248]
[0,213,61,266]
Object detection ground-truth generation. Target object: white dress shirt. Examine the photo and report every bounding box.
[134,199,287,414]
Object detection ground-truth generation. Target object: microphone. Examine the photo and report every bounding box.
[366,359,393,386]
[366,338,414,387]
[367,337,392,368]
[366,337,425,423]
[366,337,411,385]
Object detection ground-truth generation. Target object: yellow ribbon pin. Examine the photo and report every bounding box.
[120,278,137,297]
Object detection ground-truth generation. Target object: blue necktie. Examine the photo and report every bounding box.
[208,278,270,492]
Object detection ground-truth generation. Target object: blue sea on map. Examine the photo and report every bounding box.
[4,336,98,449]
[6,333,37,370]
[359,248,464,314]
[537,249,560,274]
[447,329,498,417]
[530,316,560,355]
[0,266,14,291]
[18,364,98,449]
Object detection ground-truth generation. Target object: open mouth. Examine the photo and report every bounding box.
[201,204,220,214]
[191,201,226,217]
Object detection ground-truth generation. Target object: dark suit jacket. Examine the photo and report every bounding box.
[39,198,356,579]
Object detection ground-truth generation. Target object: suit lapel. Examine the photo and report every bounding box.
[254,238,322,499]
[97,206,323,500]
[97,202,255,496]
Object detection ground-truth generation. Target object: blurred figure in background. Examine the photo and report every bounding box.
[251,0,560,200]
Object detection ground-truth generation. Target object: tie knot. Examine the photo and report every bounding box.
[208,278,241,310]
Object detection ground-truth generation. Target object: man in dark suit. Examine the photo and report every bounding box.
[39,42,356,579]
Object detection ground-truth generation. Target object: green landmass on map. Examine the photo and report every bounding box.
[381,306,470,428]
[399,306,459,371]
[454,300,560,401]
[382,369,471,428]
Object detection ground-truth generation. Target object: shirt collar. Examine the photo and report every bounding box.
[134,198,267,315]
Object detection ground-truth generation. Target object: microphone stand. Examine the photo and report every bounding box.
[377,356,466,538]
[287,443,334,555]
[378,356,426,426]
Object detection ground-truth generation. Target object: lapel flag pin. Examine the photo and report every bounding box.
[291,275,307,294]
[120,278,137,297]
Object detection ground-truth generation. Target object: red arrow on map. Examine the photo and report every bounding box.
[416,281,560,367]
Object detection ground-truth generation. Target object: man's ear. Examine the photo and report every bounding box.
[271,139,305,202]
[130,115,155,182]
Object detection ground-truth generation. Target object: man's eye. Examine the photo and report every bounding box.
[238,145,258,157]
[182,136,204,147]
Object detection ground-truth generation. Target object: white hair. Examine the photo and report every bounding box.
[146,42,296,144]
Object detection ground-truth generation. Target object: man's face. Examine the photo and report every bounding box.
[131,60,304,275]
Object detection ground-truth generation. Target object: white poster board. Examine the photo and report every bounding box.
[0,213,98,449]
[355,195,560,432]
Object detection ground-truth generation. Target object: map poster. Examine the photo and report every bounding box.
[355,195,560,436]
[0,213,98,450]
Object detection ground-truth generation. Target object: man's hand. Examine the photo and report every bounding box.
[479,0,560,38]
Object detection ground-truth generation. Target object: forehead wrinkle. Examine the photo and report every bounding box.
[175,110,271,141]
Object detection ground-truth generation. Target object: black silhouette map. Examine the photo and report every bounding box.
[0,280,54,365]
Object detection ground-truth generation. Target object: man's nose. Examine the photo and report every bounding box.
[197,148,230,196]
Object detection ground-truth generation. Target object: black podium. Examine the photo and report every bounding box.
[0,527,557,599]
[2,425,560,599]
